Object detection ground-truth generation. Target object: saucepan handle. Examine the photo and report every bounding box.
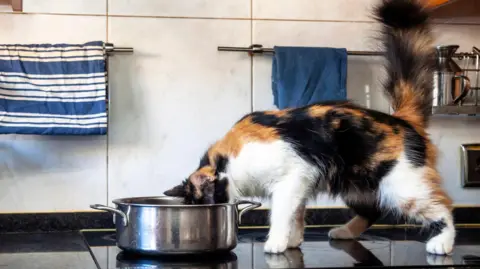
[452,75,471,105]
[236,200,262,225]
[90,204,128,227]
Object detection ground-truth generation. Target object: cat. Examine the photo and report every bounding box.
[164,0,455,255]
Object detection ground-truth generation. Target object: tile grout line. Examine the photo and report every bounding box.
[105,0,109,207]
[250,0,253,113]
[0,11,477,26]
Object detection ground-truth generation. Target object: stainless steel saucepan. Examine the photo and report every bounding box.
[90,196,261,255]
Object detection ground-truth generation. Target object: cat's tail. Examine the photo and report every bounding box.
[374,0,435,128]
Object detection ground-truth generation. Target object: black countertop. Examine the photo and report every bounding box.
[0,232,98,269]
[2,228,480,269]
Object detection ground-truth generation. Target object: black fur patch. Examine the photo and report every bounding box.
[404,128,426,167]
[213,178,229,204]
[214,155,229,174]
[374,0,428,30]
[428,219,447,239]
[250,112,280,126]
[347,105,427,167]
[247,102,402,197]
[347,202,383,226]
[198,151,210,169]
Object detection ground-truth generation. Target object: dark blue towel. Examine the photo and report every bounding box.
[272,46,347,109]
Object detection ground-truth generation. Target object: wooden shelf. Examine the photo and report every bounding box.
[424,0,456,8]
[10,0,22,12]
[0,0,22,12]
[429,0,480,22]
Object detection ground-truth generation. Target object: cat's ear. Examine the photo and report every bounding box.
[190,171,215,187]
[163,184,186,197]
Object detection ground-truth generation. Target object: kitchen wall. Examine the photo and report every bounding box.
[0,0,479,212]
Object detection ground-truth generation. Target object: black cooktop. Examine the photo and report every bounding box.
[82,227,480,269]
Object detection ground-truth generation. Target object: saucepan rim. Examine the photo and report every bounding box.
[111,195,258,208]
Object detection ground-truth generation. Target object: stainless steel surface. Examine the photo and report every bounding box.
[90,204,128,226]
[90,196,261,255]
[433,45,471,108]
[432,105,480,115]
[473,46,480,56]
[460,144,480,188]
[104,42,134,54]
[217,44,383,56]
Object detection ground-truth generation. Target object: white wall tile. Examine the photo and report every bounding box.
[107,17,251,203]
[0,13,106,43]
[253,0,377,21]
[429,117,480,205]
[0,14,107,212]
[23,0,107,15]
[253,21,378,51]
[433,24,480,50]
[108,0,250,18]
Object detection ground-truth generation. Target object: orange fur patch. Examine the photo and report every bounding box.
[392,80,425,129]
[205,115,280,168]
[308,105,333,117]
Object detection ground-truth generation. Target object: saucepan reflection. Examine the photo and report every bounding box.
[115,251,238,269]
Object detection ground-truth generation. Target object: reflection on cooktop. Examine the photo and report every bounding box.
[115,251,239,268]
[82,228,480,269]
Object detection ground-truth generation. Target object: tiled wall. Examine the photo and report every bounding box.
[0,0,479,212]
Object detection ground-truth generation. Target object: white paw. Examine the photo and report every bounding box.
[426,233,454,255]
[264,236,289,254]
[328,226,355,239]
[287,230,304,248]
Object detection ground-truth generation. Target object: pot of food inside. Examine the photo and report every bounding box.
[90,196,261,255]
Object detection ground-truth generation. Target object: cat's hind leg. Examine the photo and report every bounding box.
[328,203,382,239]
[379,160,455,255]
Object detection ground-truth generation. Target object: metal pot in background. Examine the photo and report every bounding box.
[433,45,471,107]
[90,196,261,255]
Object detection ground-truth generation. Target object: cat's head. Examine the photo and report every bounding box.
[163,165,229,204]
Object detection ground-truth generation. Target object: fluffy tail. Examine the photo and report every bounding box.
[374,0,435,128]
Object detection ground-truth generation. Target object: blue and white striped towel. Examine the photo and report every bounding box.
[0,41,107,135]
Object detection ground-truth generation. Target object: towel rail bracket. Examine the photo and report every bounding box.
[105,43,134,55]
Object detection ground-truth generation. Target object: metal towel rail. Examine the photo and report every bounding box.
[218,44,480,115]
[218,44,479,59]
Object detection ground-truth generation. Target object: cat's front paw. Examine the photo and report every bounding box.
[426,232,454,255]
[264,236,289,254]
[328,226,355,239]
[287,230,304,248]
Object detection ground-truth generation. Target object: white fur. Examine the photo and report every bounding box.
[378,152,431,211]
[377,152,455,255]
[225,140,319,253]
[224,143,455,255]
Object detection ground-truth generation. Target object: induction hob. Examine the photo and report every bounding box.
[82,227,480,269]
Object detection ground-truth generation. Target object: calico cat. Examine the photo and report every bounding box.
[164,0,455,255]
